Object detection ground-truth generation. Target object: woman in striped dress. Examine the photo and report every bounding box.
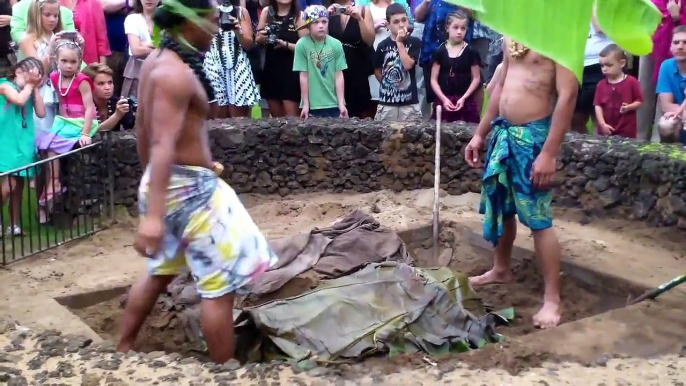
[203,2,260,118]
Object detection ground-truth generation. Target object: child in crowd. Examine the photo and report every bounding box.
[0,58,45,236]
[121,0,160,99]
[36,37,97,207]
[293,5,348,118]
[593,44,643,139]
[374,3,421,121]
[430,11,481,123]
[18,0,63,133]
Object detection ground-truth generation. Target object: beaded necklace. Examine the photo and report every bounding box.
[58,70,76,97]
[508,40,529,59]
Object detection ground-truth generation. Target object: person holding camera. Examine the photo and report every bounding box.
[255,0,306,117]
[204,0,260,118]
[328,1,375,118]
[83,63,135,131]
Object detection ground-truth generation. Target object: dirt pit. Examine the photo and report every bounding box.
[65,220,650,375]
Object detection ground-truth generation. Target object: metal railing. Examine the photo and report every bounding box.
[0,135,115,265]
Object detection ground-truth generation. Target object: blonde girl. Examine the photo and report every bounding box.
[18,0,64,133]
[36,38,97,206]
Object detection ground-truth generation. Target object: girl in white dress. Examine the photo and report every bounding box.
[121,0,160,99]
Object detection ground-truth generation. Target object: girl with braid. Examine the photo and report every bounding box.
[0,58,46,236]
[36,37,97,206]
[117,0,276,364]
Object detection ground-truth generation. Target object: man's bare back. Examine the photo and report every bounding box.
[498,38,557,125]
[136,49,213,170]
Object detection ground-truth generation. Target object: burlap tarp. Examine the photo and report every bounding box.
[140,211,509,362]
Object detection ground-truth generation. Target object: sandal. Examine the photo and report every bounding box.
[39,185,66,206]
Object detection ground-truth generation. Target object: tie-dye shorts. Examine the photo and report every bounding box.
[138,164,278,299]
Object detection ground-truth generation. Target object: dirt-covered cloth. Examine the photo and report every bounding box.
[242,210,413,298]
[139,211,413,344]
[130,211,510,361]
[234,262,510,362]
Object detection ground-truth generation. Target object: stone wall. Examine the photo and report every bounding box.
[106,118,686,229]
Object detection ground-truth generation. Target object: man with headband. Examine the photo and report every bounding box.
[115,0,277,363]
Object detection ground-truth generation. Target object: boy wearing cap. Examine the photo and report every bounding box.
[293,5,349,118]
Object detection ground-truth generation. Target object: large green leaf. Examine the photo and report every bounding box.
[595,0,661,56]
[445,0,661,81]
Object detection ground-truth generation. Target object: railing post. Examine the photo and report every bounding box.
[104,131,116,224]
[1,140,112,265]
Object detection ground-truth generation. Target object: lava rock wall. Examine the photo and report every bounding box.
[107,118,686,229]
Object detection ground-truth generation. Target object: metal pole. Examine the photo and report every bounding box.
[105,132,116,224]
[432,106,442,264]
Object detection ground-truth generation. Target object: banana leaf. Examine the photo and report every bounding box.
[446,0,661,81]
[233,262,512,362]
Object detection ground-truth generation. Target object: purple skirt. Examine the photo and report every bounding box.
[431,95,480,124]
[36,131,78,154]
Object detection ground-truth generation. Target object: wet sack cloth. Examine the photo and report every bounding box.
[234,262,512,362]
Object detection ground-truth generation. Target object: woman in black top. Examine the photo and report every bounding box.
[328,1,375,118]
[83,63,135,132]
[0,0,15,76]
[255,0,305,117]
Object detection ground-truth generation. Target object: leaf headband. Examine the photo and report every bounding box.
[151,0,217,50]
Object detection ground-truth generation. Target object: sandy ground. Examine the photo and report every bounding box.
[1,189,686,384]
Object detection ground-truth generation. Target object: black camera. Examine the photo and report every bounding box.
[127,96,138,114]
[218,0,239,31]
[264,23,280,47]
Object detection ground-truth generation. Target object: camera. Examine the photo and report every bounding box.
[127,96,138,114]
[60,31,79,42]
[264,23,280,47]
[218,0,239,31]
[331,4,347,15]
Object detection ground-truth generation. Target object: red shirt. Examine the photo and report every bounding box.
[60,0,111,64]
[593,75,643,139]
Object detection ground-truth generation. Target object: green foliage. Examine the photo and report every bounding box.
[445,0,661,81]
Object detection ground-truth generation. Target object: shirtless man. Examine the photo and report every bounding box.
[464,38,578,329]
[116,0,277,363]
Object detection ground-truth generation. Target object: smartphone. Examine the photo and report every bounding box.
[60,31,79,41]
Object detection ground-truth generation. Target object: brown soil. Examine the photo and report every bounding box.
[5,189,686,383]
[69,219,647,375]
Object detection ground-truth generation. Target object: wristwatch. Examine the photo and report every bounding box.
[674,15,681,25]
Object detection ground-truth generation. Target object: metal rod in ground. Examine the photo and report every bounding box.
[432,106,442,265]
[626,274,686,306]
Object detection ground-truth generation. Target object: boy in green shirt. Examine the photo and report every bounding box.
[293,5,348,118]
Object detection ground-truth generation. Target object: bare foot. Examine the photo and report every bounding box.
[469,268,512,286]
[532,300,562,329]
[115,341,134,353]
